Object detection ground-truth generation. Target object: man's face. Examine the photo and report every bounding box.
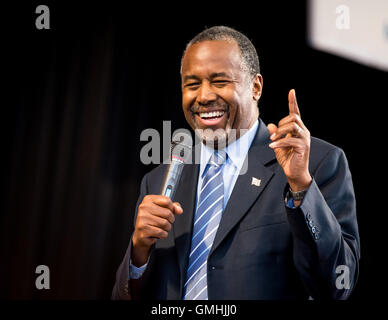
[181,40,261,147]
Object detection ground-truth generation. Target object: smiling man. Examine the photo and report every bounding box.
[112,26,360,300]
[181,38,261,148]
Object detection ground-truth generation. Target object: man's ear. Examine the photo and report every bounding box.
[252,74,263,101]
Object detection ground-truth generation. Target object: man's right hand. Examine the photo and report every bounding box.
[131,195,183,267]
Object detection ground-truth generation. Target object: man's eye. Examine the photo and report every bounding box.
[186,83,200,88]
[212,80,229,86]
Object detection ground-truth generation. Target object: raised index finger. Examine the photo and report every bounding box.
[288,89,301,117]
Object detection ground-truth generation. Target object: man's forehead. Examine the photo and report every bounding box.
[181,40,242,75]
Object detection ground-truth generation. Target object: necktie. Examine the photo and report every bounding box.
[183,150,226,300]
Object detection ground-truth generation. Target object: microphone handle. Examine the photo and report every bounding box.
[160,158,185,200]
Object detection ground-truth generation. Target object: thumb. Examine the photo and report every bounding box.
[267,123,278,137]
[173,202,183,215]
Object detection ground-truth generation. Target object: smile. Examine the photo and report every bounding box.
[198,110,225,119]
[194,110,227,127]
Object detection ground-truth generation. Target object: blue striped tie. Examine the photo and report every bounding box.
[183,150,226,300]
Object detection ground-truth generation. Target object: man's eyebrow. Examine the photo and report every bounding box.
[183,75,201,82]
[183,72,232,82]
[209,72,232,79]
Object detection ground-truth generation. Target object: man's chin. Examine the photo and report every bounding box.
[194,127,233,149]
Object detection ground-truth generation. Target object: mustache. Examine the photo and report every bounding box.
[190,101,229,113]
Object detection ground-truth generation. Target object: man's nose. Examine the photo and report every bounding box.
[197,81,217,105]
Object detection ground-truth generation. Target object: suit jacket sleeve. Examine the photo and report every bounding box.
[286,147,360,299]
[111,173,148,300]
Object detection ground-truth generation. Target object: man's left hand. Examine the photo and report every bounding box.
[267,89,312,194]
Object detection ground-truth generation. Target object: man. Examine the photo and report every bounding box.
[112,26,360,300]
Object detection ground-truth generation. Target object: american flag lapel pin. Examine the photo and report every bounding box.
[251,177,261,187]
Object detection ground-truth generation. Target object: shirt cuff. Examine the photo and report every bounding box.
[129,261,148,279]
[284,180,314,209]
[285,196,296,209]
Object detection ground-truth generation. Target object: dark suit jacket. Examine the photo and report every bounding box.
[112,118,360,300]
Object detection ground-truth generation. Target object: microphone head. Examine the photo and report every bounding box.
[160,132,192,198]
[171,132,192,164]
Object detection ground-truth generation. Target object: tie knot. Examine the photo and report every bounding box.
[209,150,227,167]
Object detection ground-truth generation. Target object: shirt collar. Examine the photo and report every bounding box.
[199,119,259,178]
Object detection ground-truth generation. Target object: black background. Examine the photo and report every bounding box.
[1,1,386,301]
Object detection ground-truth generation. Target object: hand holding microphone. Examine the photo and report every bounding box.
[131,195,183,267]
[131,133,191,267]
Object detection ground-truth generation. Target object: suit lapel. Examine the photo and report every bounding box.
[210,119,277,256]
[172,161,199,294]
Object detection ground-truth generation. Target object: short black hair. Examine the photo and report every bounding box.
[181,26,260,79]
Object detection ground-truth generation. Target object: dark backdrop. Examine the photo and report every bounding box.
[1,1,386,299]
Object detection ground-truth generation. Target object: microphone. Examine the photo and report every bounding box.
[160,133,192,200]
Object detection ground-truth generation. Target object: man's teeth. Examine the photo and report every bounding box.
[199,111,225,119]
